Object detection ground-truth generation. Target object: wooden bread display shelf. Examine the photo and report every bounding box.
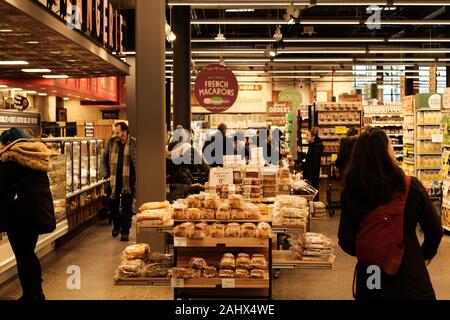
[310,216,327,221]
[272,224,306,234]
[137,220,174,228]
[174,217,272,224]
[114,276,170,286]
[272,250,334,270]
[171,278,269,289]
[173,237,270,248]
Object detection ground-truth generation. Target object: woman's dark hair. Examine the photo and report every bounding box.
[308,128,320,143]
[343,127,405,204]
[347,127,358,137]
[0,128,29,146]
[114,122,129,133]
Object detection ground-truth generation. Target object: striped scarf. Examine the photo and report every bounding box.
[109,136,132,199]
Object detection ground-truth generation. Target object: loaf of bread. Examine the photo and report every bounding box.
[123,243,151,261]
[256,222,272,238]
[210,223,226,238]
[235,269,250,278]
[173,222,194,238]
[220,253,236,270]
[204,193,220,209]
[170,267,191,279]
[225,223,241,238]
[250,254,268,270]
[204,209,216,220]
[189,257,208,270]
[202,266,217,279]
[231,208,245,220]
[186,195,203,208]
[139,201,170,211]
[189,223,210,239]
[187,208,204,220]
[219,269,235,278]
[236,253,251,270]
[241,223,257,238]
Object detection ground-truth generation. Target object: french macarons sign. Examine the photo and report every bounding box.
[194,64,239,113]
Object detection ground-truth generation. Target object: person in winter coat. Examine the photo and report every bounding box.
[339,127,443,300]
[301,128,324,200]
[0,128,56,301]
[335,127,358,179]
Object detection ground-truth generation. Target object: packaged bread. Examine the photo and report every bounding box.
[244,203,261,220]
[187,208,204,220]
[262,185,276,193]
[256,222,272,238]
[258,204,270,215]
[170,267,191,279]
[236,253,251,270]
[219,269,235,278]
[243,178,262,186]
[225,223,241,238]
[235,269,250,278]
[278,167,290,179]
[141,263,170,278]
[148,252,173,266]
[241,223,257,238]
[245,169,260,178]
[173,222,194,238]
[281,207,308,218]
[220,253,236,270]
[189,223,210,239]
[204,209,216,220]
[123,243,151,261]
[139,201,170,211]
[250,254,268,270]
[243,185,262,194]
[202,266,217,279]
[189,269,202,279]
[172,202,187,220]
[204,193,220,209]
[117,259,145,277]
[189,257,208,270]
[250,269,265,279]
[216,206,231,220]
[231,208,245,220]
[229,194,244,209]
[186,195,203,208]
[283,218,304,226]
[136,209,170,222]
[210,223,226,238]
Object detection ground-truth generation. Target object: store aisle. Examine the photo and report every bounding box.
[0,215,449,300]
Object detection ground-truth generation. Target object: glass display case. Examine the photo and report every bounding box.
[65,142,73,193]
[73,141,81,191]
[89,140,98,184]
[97,139,105,181]
[81,141,89,187]
[48,154,67,222]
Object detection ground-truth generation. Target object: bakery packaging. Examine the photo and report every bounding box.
[141,263,170,278]
[173,222,194,238]
[210,223,226,238]
[250,269,265,279]
[204,193,220,209]
[139,201,170,212]
[204,208,216,220]
[219,269,235,278]
[225,223,241,238]
[189,257,208,270]
[189,269,203,279]
[229,194,245,209]
[189,223,210,239]
[202,266,217,278]
[244,203,261,220]
[216,206,231,220]
[220,253,236,270]
[187,208,204,220]
[186,195,203,208]
[241,223,257,238]
[236,253,251,270]
[122,243,151,261]
[235,269,250,278]
[231,208,245,220]
[256,222,272,238]
[250,254,268,270]
[117,259,146,278]
[172,202,187,220]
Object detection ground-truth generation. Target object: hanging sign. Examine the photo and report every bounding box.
[194,64,239,113]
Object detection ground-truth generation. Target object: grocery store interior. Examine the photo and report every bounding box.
[0,0,449,300]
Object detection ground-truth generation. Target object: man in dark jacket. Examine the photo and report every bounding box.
[301,128,324,201]
[0,128,56,301]
[102,122,136,242]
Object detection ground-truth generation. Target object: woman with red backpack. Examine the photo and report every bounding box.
[338,127,443,300]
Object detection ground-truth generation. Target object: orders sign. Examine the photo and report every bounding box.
[194,64,239,113]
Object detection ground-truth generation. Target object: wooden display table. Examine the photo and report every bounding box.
[272,250,334,270]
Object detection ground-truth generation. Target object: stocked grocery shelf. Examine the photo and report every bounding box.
[171,278,270,289]
[387,134,404,137]
[417,167,441,170]
[364,114,401,117]
[173,237,270,248]
[417,153,442,155]
[174,217,272,224]
[369,123,403,127]
[272,251,333,270]
[114,276,171,286]
[66,179,108,199]
[318,122,361,126]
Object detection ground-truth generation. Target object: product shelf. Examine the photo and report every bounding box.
[113,276,171,287]
[271,250,333,270]
[171,278,270,289]
[369,123,403,127]
[417,123,442,126]
[318,122,361,126]
[173,237,270,248]
[174,217,272,224]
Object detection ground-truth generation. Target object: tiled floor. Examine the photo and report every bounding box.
[0,213,449,300]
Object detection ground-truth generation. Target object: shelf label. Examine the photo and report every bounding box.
[174,237,187,247]
[171,278,185,288]
[331,154,338,162]
[335,126,347,135]
[222,279,236,288]
[432,134,444,143]
[209,168,234,186]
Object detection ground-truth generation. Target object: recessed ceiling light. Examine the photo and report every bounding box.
[43,75,69,79]
[22,69,51,73]
[0,61,29,65]
[68,59,77,62]
[0,29,13,33]
[50,51,61,55]
[0,85,7,88]
[51,90,58,93]
[10,88,23,91]
[27,41,39,44]
[38,93,47,96]
[63,97,69,101]
[26,91,37,94]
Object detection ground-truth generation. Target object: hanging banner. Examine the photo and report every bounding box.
[194,64,239,113]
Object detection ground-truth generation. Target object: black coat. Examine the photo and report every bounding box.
[339,177,443,300]
[302,138,324,189]
[0,140,56,235]
[335,137,356,177]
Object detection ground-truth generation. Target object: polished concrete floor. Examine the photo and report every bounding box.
[0,213,449,300]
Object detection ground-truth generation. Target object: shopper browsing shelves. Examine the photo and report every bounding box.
[339,127,443,300]
[335,127,358,180]
[102,122,136,242]
[0,128,56,301]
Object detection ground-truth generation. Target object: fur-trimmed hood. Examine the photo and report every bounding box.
[0,139,53,172]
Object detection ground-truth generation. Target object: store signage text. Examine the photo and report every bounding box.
[0,115,39,125]
[34,0,125,54]
[194,64,239,113]
[267,102,292,114]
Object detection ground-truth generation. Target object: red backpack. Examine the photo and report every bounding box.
[355,176,412,276]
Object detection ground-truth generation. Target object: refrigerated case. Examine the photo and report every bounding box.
[89,140,98,184]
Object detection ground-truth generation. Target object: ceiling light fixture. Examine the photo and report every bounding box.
[0,29,13,32]
[273,58,353,62]
[38,93,47,96]
[0,61,29,65]
[43,75,69,79]
[165,21,177,43]
[0,85,7,88]
[26,91,37,94]
[22,69,51,73]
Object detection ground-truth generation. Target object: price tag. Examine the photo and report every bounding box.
[171,278,185,288]
[174,237,187,247]
[335,126,348,135]
[222,279,236,288]
[209,168,234,186]
[432,134,444,143]
[331,154,338,162]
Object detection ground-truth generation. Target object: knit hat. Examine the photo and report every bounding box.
[0,128,29,146]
